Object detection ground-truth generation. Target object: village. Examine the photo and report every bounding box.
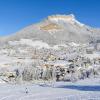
[0,40,99,84]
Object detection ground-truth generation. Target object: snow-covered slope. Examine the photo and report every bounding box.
[9,39,50,49]
[0,14,100,45]
[0,78,100,100]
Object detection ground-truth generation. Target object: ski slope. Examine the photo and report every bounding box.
[0,78,100,100]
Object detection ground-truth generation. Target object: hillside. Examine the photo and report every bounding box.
[0,14,100,45]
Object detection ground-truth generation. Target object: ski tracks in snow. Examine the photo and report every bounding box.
[0,95,17,100]
[0,93,100,100]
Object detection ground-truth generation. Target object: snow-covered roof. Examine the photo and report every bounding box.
[84,53,100,59]
[54,60,71,67]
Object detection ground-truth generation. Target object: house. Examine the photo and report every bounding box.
[86,46,94,54]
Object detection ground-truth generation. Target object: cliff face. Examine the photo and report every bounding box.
[0,14,100,45]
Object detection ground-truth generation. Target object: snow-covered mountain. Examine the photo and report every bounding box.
[0,14,100,45]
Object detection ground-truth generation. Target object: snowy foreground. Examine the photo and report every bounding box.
[0,78,100,100]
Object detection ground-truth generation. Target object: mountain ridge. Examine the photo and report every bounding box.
[0,14,100,45]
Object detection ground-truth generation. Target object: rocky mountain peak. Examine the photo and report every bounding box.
[47,14,75,22]
[46,14,84,27]
[0,14,100,45]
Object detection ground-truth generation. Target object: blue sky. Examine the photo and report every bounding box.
[0,0,100,36]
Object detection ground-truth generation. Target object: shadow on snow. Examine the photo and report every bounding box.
[57,85,100,91]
